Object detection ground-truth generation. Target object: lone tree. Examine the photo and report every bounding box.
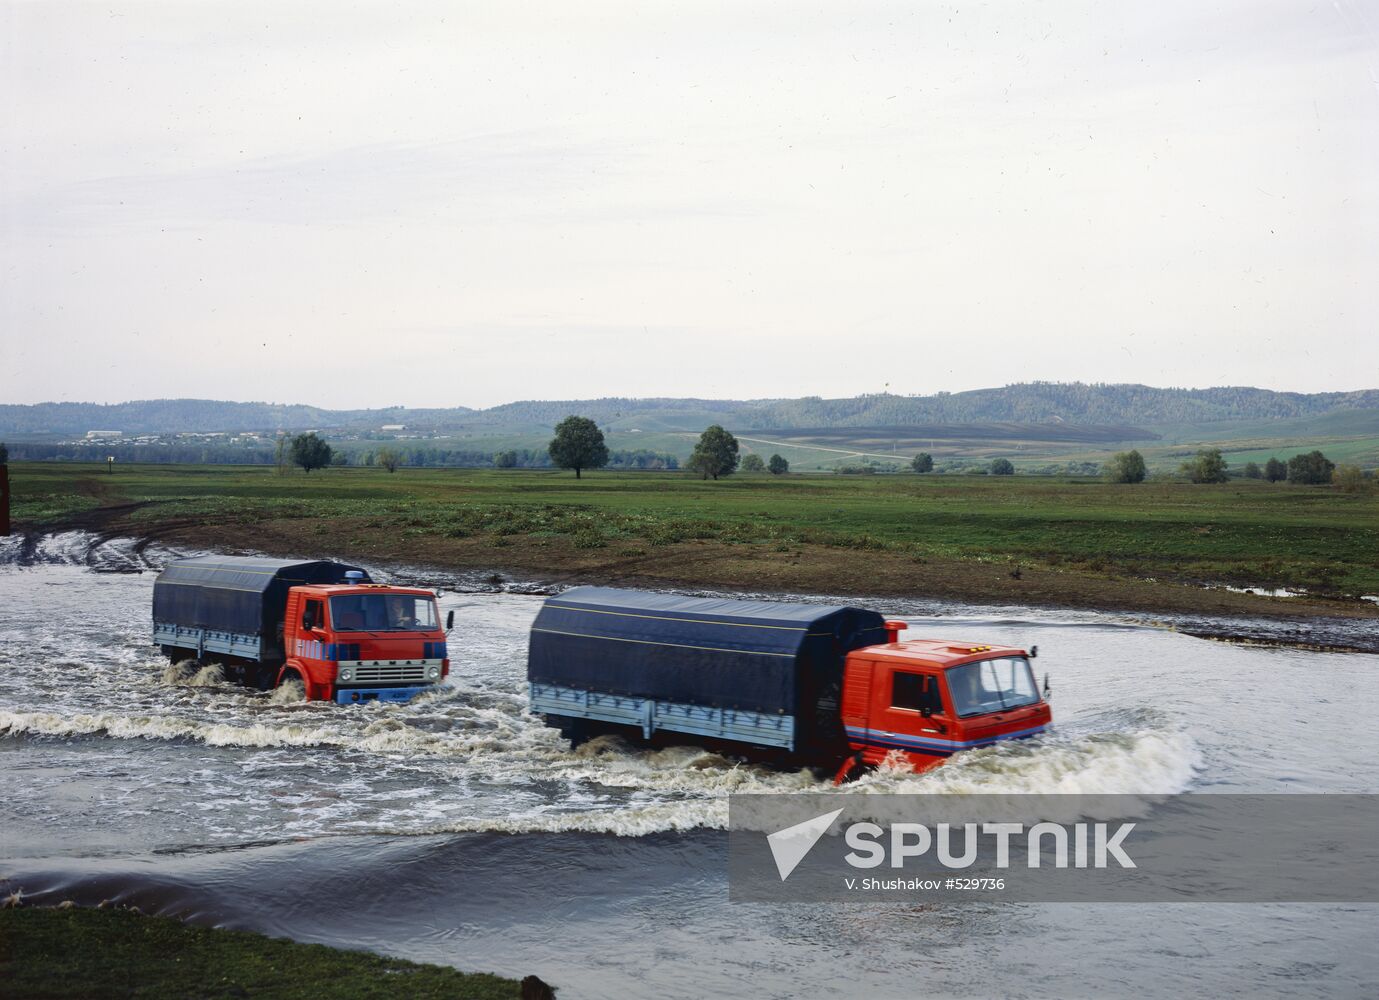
[740,453,766,473]
[1181,448,1228,484]
[1242,461,1262,480]
[377,446,402,473]
[990,458,1015,476]
[493,450,518,469]
[1287,450,1335,485]
[548,416,608,479]
[1264,457,1287,482]
[1105,450,1147,484]
[291,432,333,474]
[768,454,789,475]
[910,452,933,474]
[688,425,739,480]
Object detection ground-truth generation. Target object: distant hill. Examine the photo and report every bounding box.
[0,400,473,436]
[3,383,1377,436]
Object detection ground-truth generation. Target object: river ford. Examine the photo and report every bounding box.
[1,533,1375,998]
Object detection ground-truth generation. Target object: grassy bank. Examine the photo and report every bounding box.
[0,906,522,999]
[9,462,1378,619]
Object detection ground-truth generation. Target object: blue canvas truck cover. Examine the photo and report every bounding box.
[527,586,886,752]
[153,556,370,662]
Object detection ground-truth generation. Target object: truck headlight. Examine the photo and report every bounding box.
[339,666,354,682]
[427,665,440,680]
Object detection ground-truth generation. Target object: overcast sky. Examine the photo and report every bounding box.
[3,1,1377,409]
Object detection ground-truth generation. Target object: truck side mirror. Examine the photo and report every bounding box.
[1043,672,1052,700]
[446,610,455,632]
[1029,644,1039,659]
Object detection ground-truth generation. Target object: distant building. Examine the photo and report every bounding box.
[381,424,406,431]
[85,430,122,439]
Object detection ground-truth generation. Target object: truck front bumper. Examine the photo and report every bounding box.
[335,685,431,704]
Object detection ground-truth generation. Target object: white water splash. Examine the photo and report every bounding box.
[269,677,306,704]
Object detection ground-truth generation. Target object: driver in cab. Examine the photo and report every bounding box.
[386,595,417,629]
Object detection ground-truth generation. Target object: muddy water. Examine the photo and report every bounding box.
[2,533,1376,998]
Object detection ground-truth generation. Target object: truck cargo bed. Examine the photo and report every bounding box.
[152,557,370,663]
[527,587,885,754]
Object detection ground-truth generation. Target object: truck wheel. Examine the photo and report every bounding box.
[832,753,869,785]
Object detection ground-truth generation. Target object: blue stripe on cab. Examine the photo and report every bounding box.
[846,724,1047,755]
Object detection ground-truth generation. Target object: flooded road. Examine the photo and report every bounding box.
[2,533,1376,998]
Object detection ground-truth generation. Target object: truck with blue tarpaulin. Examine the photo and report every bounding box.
[528,586,1052,779]
[153,555,451,703]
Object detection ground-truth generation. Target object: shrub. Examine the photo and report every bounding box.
[1181,448,1228,484]
[1105,450,1147,484]
[1334,464,1368,493]
[571,528,607,549]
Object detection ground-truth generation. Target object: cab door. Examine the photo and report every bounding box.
[285,594,334,700]
[872,664,954,768]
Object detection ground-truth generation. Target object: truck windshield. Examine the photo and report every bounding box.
[946,657,1039,717]
[330,594,438,632]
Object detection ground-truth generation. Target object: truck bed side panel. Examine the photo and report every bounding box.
[527,587,885,752]
[152,557,369,662]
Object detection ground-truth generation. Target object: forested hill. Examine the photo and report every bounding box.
[0,400,473,435]
[3,384,1377,435]
[741,384,1379,429]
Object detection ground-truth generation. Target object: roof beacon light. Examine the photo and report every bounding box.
[344,570,367,585]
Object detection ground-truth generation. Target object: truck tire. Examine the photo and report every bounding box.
[833,752,870,785]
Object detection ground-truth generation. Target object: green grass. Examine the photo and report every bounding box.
[10,462,1379,595]
[0,907,522,999]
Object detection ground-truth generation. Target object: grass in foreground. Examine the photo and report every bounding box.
[0,906,522,1000]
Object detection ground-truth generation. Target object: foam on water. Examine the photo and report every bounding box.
[2,545,1370,851]
[185,663,226,688]
[268,677,305,704]
[854,716,1202,798]
[0,696,1201,837]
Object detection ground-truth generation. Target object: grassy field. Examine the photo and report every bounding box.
[9,462,1378,618]
[0,906,523,999]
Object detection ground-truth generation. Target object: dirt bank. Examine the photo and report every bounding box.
[20,502,1378,652]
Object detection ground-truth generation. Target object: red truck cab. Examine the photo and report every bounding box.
[839,624,1051,776]
[282,583,450,703]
